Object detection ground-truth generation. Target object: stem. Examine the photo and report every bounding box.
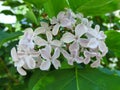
[75,67,80,90]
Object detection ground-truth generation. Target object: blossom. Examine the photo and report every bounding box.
[61,23,88,48]
[19,28,34,49]
[40,46,61,70]
[87,25,108,56]
[61,42,83,65]
[51,10,75,35]
[11,45,39,75]
[34,31,61,48]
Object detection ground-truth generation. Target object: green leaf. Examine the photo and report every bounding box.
[25,9,39,25]
[0,31,23,47]
[43,0,69,17]
[105,30,120,57]
[24,0,47,9]
[68,0,120,15]
[30,68,120,90]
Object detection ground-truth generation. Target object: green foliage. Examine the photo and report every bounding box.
[0,31,23,47]
[68,0,120,16]
[0,0,120,90]
[106,30,120,57]
[29,68,120,90]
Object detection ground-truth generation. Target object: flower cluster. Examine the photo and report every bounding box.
[11,9,108,75]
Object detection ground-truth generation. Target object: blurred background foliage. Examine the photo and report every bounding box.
[0,0,120,90]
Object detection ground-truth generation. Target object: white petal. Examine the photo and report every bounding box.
[51,17,58,24]
[79,38,89,47]
[91,60,100,68]
[83,57,90,64]
[98,41,108,56]
[75,57,83,63]
[98,31,106,40]
[40,22,48,27]
[75,24,88,37]
[46,31,53,42]
[61,32,75,43]
[52,24,60,35]
[52,59,61,69]
[14,59,24,67]
[33,36,47,46]
[87,38,98,49]
[40,47,51,60]
[11,47,18,61]
[40,60,51,70]
[69,42,79,53]
[17,67,27,76]
[25,56,36,69]
[68,58,74,65]
[61,49,70,59]
[57,11,65,20]
[34,27,45,35]
[52,48,60,60]
[60,18,71,27]
[51,40,62,47]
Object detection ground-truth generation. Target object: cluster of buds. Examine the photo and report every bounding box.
[11,9,108,75]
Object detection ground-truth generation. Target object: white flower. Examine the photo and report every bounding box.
[19,28,35,49]
[61,24,88,45]
[61,42,83,65]
[87,25,108,56]
[11,46,39,75]
[51,11,73,35]
[34,22,52,35]
[34,31,61,48]
[40,46,61,70]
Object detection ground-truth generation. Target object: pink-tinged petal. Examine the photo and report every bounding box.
[34,27,45,35]
[40,22,49,27]
[52,24,60,36]
[69,42,79,53]
[40,60,51,70]
[60,18,71,27]
[68,58,74,65]
[83,57,90,64]
[79,38,89,47]
[57,11,65,20]
[91,59,100,68]
[40,47,51,60]
[11,47,18,61]
[75,56,83,63]
[51,40,62,47]
[61,49,70,59]
[52,59,61,69]
[25,56,36,69]
[98,31,106,40]
[95,25,100,32]
[75,24,88,37]
[98,41,108,56]
[87,38,98,49]
[17,67,27,76]
[51,17,58,24]
[33,36,47,46]
[52,48,60,60]
[84,51,97,57]
[14,59,24,67]
[46,31,53,42]
[61,32,75,43]
[87,29,98,38]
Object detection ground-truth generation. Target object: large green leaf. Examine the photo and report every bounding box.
[68,0,120,15]
[24,0,47,9]
[0,31,23,47]
[105,30,120,57]
[43,0,69,17]
[25,9,39,25]
[29,68,120,90]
